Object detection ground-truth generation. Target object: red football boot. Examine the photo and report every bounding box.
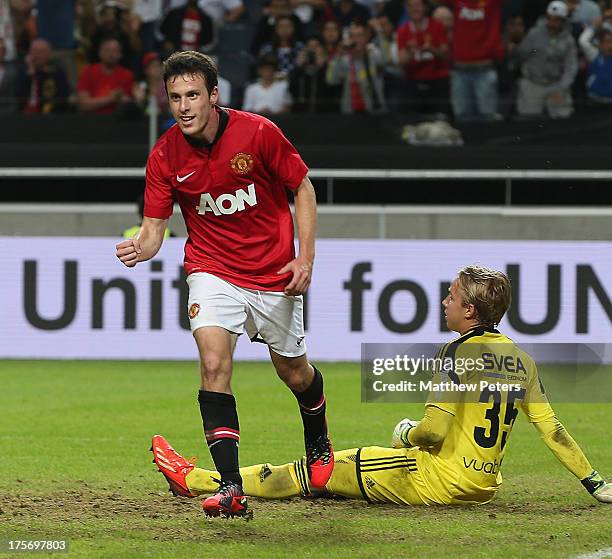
[150,435,196,498]
[306,434,334,489]
[202,479,252,520]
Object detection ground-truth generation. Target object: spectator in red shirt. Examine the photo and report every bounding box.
[77,37,134,114]
[448,0,504,121]
[397,0,450,115]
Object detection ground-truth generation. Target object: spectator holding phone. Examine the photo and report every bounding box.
[326,21,387,113]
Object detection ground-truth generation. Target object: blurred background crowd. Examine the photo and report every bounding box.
[1,0,612,123]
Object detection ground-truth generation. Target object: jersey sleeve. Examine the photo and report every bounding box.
[520,358,555,424]
[425,341,460,416]
[408,404,454,448]
[144,147,174,219]
[532,416,593,480]
[259,118,308,191]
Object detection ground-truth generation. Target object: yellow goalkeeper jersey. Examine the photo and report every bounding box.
[419,326,555,504]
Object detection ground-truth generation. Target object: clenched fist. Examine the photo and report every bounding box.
[115,238,142,267]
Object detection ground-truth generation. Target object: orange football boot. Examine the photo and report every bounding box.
[150,435,196,498]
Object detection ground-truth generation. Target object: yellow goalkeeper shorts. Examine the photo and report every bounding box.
[326,446,430,505]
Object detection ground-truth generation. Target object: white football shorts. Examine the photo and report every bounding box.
[186,272,306,358]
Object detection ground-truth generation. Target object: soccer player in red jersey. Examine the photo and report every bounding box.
[115,51,333,518]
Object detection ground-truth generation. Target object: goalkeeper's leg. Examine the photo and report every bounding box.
[186,458,311,498]
[185,448,404,502]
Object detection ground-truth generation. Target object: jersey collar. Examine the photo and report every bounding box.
[464,324,500,335]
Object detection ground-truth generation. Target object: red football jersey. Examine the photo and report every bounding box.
[449,0,504,63]
[397,18,449,81]
[144,107,309,291]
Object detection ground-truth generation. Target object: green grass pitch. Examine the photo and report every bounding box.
[1,360,611,559]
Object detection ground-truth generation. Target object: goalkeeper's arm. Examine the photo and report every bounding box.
[533,416,612,503]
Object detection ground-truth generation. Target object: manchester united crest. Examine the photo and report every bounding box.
[188,303,201,319]
[230,152,254,175]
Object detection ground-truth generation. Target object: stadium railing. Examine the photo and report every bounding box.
[2,167,612,205]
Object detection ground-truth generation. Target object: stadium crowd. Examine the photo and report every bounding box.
[0,0,611,121]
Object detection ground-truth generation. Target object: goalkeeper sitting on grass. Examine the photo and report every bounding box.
[152,265,612,506]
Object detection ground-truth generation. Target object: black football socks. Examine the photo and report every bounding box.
[198,390,242,487]
[291,366,327,442]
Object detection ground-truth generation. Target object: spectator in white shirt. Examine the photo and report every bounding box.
[242,55,292,114]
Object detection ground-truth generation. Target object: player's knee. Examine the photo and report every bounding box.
[277,362,312,391]
[284,373,307,391]
[200,354,231,382]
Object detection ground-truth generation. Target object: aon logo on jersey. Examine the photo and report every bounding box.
[197,183,257,216]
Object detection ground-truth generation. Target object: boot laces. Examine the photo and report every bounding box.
[306,434,332,465]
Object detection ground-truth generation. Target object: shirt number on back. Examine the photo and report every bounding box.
[473,387,526,449]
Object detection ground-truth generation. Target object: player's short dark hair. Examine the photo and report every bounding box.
[163,51,218,94]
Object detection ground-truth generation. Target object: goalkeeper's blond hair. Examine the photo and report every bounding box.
[456,266,511,326]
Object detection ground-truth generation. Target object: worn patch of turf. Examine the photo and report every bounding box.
[1,361,611,559]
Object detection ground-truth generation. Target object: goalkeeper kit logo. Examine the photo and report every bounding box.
[259,464,272,483]
[463,457,501,475]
